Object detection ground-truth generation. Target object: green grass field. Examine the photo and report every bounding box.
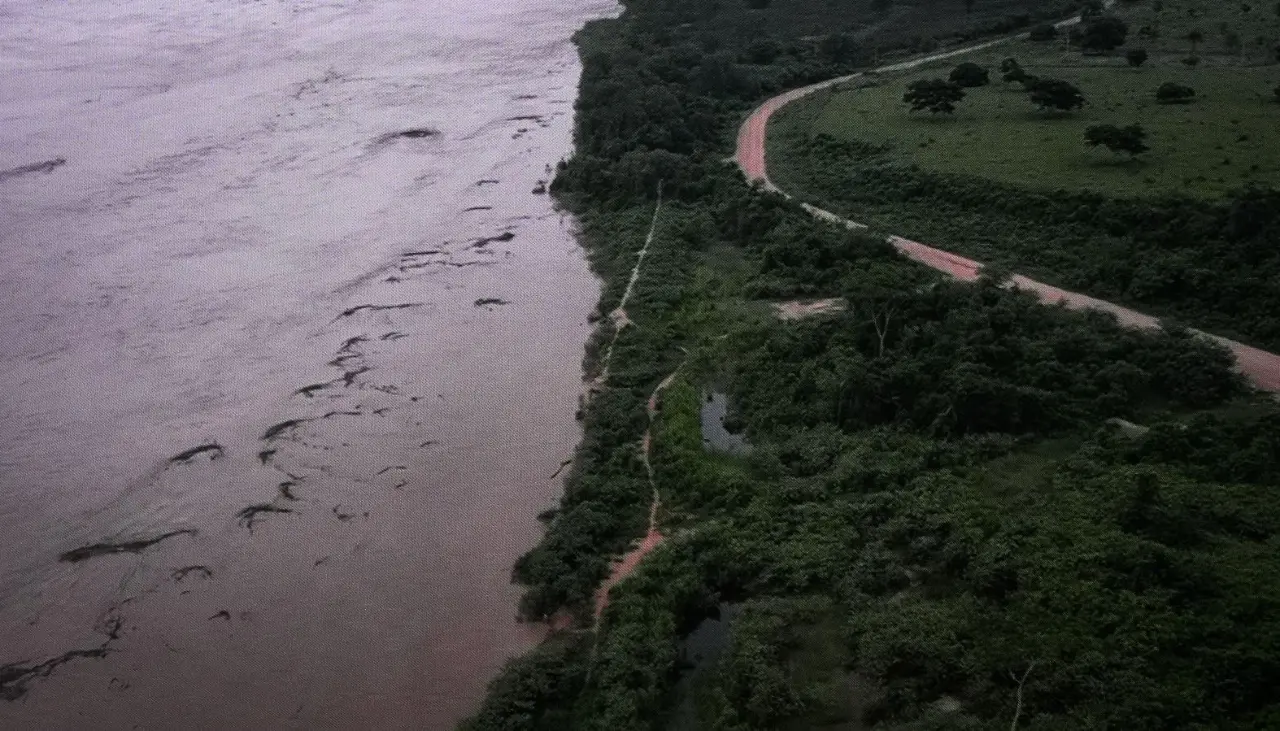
[775,1,1280,197]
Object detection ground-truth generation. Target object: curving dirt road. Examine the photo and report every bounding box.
[734,14,1280,393]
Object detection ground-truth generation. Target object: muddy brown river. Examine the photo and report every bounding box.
[0,0,613,727]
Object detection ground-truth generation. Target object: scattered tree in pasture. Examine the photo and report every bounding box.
[1225,30,1243,55]
[1027,78,1085,113]
[1156,81,1196,103]
[1187,29,1204,54]
[904,79,966,114]
[949,62,990,87]
[1029,23,1057,41]
[1085,123,1150,157]
[1081,16,1130,52]
[1183,55,1201,67]
[1000,58,1037,86]
[1127,47,1149,66]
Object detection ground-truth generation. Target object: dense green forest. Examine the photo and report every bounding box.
[463,0,1280,729]
[769,127,1280,352]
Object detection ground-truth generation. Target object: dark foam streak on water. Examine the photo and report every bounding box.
[0,0,614,727]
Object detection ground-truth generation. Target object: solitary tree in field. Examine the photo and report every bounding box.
[904,79,966,114]
[1127,48,1149,66]
[1027,78,1086,113]
[1187,29,1204,54]
[1225,30,1243,55]
[949,62,990,87]
[1082,16,1130,52]
[1156,81,1196,103]
[1001,58,1037,85]
[1085,123,1149,157]
[1029,24,1057,41]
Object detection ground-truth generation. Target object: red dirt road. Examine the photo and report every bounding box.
[734,55,1280,393]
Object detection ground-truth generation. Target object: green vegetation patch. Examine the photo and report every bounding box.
[790,58,1280,197]
[464,0,1280,729]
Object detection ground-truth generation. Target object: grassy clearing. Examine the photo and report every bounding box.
[788,58,1280,198]
[776,0,1280,197]
[1118,0,1280,60]
[806,64,1280,196]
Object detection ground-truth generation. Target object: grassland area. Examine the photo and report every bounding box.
[774,2,1280,197]
[461,1,1280,729]
[805,64,1280,196]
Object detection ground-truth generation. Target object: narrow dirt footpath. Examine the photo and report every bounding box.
[591,184,663,388]
[569,184,676,623]
[734,6,1280,393]
[591,360,684,620]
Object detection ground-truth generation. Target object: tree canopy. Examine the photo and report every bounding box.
[1085,123,1150,157]
[1027,77,1086,112]
[904,78,966,114]
[949,62,990,87]
[1081,15,1129,52]
[1156,81,1196,103]
[1028,23,1057,41]
[466,0,1280,728]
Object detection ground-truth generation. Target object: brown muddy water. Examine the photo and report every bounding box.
[0,0,614,727]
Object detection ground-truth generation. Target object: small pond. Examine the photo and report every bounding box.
[700,391,751,455]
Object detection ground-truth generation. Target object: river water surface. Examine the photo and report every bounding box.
[0,0,613,727]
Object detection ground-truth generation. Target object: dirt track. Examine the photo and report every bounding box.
[733,14,1280,394]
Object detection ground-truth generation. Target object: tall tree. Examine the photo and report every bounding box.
[1187,29,1204,54]
[1156,81,1196,103]
[949,62,990,87]
[1085,123,1150,157]
[1029,23,1057,41]
[1027,78,1085,113]
[904,79,966,114]
[1081,16,1130,52]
